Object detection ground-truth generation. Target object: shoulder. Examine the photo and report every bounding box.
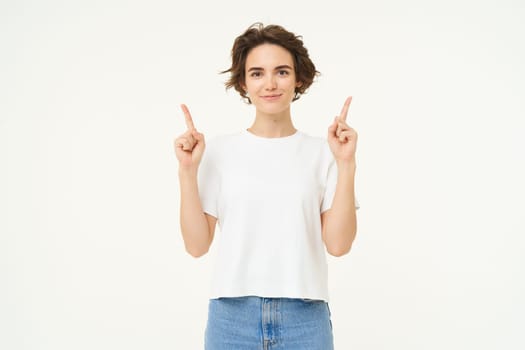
[202,131,244,164]
[297,131,333,159]
[205,131,242,149]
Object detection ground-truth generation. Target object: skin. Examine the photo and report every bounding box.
[322,96,358,256]
[174,43,358,257]
[241,43,301,138]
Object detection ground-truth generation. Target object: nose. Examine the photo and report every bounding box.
[264,75,277,91]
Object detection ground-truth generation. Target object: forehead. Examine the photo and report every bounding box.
[245,43,294,69]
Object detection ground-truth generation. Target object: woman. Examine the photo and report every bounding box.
[174,22,359,350]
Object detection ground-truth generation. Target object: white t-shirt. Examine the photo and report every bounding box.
[197,128,359,302]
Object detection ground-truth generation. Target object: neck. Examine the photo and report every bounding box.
[248,107,296,138]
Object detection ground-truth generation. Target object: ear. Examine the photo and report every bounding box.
[296,81,303,88]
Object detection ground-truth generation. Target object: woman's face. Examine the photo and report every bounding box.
[243,43,302,115]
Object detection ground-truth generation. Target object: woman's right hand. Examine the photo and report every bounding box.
[174,104,205,171]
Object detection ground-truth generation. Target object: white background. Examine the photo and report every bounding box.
[1,0,524,349]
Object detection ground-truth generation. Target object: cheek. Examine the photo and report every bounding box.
[285,79,298,91]
[246,80,262,92]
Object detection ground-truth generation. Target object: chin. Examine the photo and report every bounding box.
[254,100,293,114]
[258,105,289,115]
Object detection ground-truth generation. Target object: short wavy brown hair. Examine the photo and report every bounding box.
[221,22,320,103]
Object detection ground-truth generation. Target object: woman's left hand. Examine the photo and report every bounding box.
[327,96,358,163]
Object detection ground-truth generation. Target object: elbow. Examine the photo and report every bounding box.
[185,245,209,258]
[325,230,356,257]
[326,234,355,257]
[181,226,212,258]
[327,244,352,257]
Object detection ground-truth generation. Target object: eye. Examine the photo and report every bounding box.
[278,70,290,76]
[250,71,262,77]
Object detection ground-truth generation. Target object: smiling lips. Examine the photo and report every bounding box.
[260,94,282,101]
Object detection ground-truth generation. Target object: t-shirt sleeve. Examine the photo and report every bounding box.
[197,144,220,218]
[320,147,360,214]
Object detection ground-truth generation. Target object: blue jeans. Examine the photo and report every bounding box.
[204,296,334,350]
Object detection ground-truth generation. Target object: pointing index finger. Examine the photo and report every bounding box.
[181,104,196,131]
[338,96,353,122]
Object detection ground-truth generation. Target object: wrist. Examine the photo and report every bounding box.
[336,159,356,172]
[178,166,198,178]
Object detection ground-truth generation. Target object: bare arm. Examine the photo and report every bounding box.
[174,104,216,258]
[178,168,216,257]
[321,161,357,257]
[322,96,358,257]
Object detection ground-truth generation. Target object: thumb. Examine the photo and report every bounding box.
[328,117,338,132]
[192,129,203,141]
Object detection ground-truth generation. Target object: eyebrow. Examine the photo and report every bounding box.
[247,65,293,72]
